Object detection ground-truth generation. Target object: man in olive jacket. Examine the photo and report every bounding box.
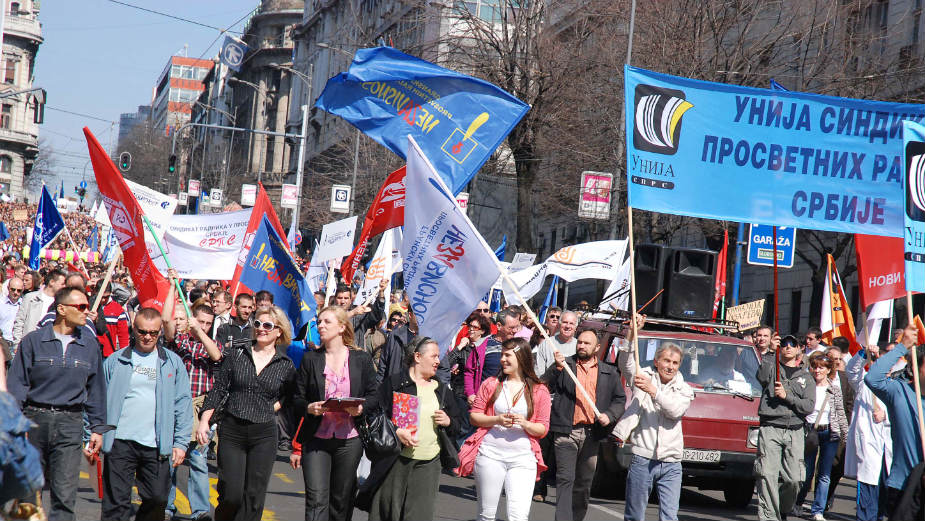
[755,334,815,521]
[544,330,626,521]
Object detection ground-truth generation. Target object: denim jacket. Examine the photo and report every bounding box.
[102,345,193,457]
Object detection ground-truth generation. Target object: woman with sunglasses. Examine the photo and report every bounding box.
[793,351,849,520]
[445,312,492,440]
[457,337,551,521]
[292,306,377,521]
[199,306,296,521]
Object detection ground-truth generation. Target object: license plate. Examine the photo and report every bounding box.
[683,449,721,463]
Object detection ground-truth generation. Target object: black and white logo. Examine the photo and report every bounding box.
[633,85,693,155]
[906,141,925,222]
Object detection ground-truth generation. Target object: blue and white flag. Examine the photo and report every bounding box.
[315,46,529,195]
[0,222,9,242]
[538,275,560,323]
[220,36,248,72]
[903,120,925,293]
[86,225,99,251]
[625,65,925,237]
[287,219,302,252]
[240,216,317,333]
[401,135,501,357]
[29,185,66,269]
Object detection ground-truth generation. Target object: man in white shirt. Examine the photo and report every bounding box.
[534,311,578,375]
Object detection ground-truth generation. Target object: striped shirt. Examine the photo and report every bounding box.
[171,332,225,398]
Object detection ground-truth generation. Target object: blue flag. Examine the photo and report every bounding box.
[240,216,317,333]
[86,225,99,251]
[220,36,248,72]
[29,185,66,269]
[494,235,507,261]
[58,181,64,199]
[0,222,9,242]
[315,47,530,195]
[903,120,925,293]
[625,65,925,237]
[539,275,560,324]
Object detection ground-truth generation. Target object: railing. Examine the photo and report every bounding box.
[3,14,40,38]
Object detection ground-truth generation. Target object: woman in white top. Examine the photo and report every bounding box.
[795,351,848,521]
[455,337,551,521]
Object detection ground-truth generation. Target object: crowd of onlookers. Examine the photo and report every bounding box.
[0,202,101,257]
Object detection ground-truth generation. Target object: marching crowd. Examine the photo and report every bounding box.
[0,250,924,521]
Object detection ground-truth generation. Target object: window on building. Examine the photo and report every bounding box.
[0,104,12,129]
[0,155,11,173]
[182,66,194,79]
[171,65,182,78]
[9,2,19,16]
[4,59,14,85]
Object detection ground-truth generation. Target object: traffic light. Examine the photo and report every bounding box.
[168,154,177,174]
[77,188,86,198]
[118,152,131,172]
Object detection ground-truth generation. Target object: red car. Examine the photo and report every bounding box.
[583,318,761,508]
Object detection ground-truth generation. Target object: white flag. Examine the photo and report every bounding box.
[152,208,253,280]
[316,216,358,263]
[600,259,632,311]
[857,299,892,346]
[305,241,326,294]
[402,136,501,357]
[124,179,178,259]
[503,240,628,304]
[354,228,402,306]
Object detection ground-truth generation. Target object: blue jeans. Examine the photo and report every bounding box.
[165,442,211,517]
[857,481,879,521]
[804,428,838,515]
[624,455,682,521]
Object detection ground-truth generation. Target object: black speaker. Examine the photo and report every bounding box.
[663,247,717,320]
[634,244,667,315]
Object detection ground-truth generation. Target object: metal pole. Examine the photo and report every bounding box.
[731,221,745,305]
[293,104,309,229]
[349,129,360,214]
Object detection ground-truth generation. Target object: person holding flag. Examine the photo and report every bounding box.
[27,185,66,271]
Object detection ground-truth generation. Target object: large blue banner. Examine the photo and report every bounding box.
[315,47,529,195]
[240,217,317,334]
[625,66,925,237]
[903,121,925,292]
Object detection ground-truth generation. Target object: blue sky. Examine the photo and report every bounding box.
[34,0,258,189]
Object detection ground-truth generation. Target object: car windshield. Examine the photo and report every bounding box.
[638,337,762,397]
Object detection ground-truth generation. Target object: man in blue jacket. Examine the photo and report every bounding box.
[864,323,924,517]
[100,307,192,521]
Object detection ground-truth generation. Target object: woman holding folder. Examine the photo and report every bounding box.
[292,306,377,521]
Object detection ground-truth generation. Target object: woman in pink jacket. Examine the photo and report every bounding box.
[456,337,551,521]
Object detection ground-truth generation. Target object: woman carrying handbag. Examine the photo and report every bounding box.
[292,307,378,521]
[358,336,462,521]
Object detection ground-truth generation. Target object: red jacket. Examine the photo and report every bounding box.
[97,299,130,357]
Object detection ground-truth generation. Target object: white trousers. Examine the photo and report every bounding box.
[474,453,536,521]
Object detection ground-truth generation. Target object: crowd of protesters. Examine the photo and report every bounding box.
[3,234,925,521]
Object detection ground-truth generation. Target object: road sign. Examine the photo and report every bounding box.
[220,37,248,72]
[330,184,350,213]
[281,184,298,208]
[578,171,612,220]
[178,192,188,205]
[188,179,200,197]
[747,224,796,268]
[241,184,257,206]
[79,180,87,189]
[210,188,223,206]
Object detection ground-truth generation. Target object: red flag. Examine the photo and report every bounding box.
[341,166,406,283]
[231,183,288,297]
[916,315,925,345]
[84,127,169,308]
[711,229,728,320]
[855,234,906,309]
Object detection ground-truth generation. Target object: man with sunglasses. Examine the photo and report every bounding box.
[7,287,107,521]
[100,308,192,520]
[754,334,815,521]
[0,276,23,360]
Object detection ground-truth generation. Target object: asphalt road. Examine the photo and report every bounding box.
[67,451,860,520]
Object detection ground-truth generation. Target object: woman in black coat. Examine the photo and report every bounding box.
[292,306,377,521]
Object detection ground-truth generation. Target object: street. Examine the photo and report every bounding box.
[66,450,860,520]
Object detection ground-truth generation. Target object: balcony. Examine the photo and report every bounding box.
[0,125,37,147]
[3,14,42,43]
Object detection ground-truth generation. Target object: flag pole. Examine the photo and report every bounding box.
[626,206,641,372]
[772,226,779,334]
[906,291,925,460]
[91,251,122,313]
[142,216,191,319]
[62,226,90,278]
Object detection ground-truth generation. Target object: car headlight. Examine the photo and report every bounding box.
[747,427,759,448]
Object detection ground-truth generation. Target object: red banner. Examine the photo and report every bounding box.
[340,166,406,283]
[712,229,728,320]
[84,127,169,308]
[855,234,906,309]
[231,183,289,297]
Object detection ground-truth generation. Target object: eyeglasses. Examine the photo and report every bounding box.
[547,314,560,320]
[477,308,490,314]
[468,324,482,330]
[60,302,89,312]
[255,320,277,331]
[8,288,22,294]
[136,329,160,338]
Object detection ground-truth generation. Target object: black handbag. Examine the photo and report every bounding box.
[357,410,401,461]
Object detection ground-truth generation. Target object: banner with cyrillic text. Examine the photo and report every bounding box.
[152,209,253,280]
[625,65,924,237]
[903,120,925,292]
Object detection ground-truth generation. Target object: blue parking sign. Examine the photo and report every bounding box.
[747,224,796,268]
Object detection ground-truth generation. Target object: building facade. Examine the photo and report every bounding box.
[150,56,214,132]
[0,0,42,201]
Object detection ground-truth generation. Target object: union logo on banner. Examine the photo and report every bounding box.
[633,85,693,156]
[553,246,576,264]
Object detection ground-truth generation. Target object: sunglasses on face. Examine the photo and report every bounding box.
[136,329,160,338]
[8,288,22,293]
[468,324,482,330]
[60,302,89,312]
[478,309,490,313]
[255,321,277,331]
[547,315,560,320]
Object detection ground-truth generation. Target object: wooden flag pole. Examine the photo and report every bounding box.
[906,292,925,460]
[500,270,602,418]
[62,226,90,278]
[91,251,122,313]
[626,206,641,371]
[142,216,191,319]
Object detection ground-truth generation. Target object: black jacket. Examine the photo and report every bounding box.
[543,356,626,440]
[215,318,254,352]
[376,324,415,384]
[291,348,378,445]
